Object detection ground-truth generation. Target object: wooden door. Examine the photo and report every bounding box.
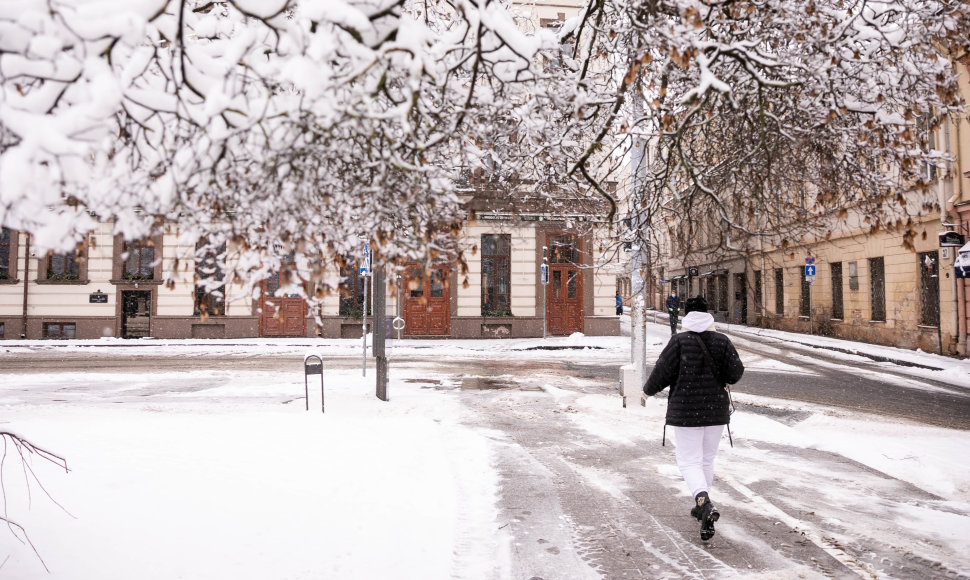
[403,264,450,336]
[122,290,151,338]
[546,235,583,336]
[734,273,748,324]
[260,271,307,337]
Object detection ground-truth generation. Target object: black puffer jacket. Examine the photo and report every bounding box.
[644,331,744,427]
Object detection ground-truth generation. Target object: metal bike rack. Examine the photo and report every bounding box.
[392,316,406,340]
[304,354,324,413]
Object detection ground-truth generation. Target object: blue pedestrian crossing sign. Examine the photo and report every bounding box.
[360,243,371,276]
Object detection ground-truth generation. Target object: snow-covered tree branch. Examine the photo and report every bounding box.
[567,0,970,258]
[0,0,568,296]
[1,0,968,294]
[0,431,70,572]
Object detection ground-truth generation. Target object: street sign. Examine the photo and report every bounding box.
[540,263,549,285]
[805,256,815,265]
[939,231,965,247]
[688,267,698,277]
[804,265,816,278]
[360,243,371,276]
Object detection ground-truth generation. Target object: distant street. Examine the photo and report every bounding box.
[727,332,970,431]
[4,330,968,429]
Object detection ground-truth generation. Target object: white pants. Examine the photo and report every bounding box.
[672,425,725,498]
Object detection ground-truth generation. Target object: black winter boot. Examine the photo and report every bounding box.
[693,492,719,541]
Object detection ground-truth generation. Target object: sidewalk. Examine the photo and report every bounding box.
[635,310,970,388]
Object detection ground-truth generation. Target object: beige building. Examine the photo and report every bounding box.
[0,195,621,341]
[654,53,970,356]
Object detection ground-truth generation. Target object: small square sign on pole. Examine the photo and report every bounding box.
[805,264,816,282]
[360,243,371,276]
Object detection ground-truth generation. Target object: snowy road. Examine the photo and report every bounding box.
[1,330,969,579]
[457,363,969,579]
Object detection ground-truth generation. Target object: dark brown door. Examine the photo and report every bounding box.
[734,273,748,324]
[260,271,306,337]
[403,264,450,336]
[546,235,583,336]
[122,291,151,338]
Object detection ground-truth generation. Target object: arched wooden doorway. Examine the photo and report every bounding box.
[546,234,583,336]
[402,264,450,336]
[259,267,307,337]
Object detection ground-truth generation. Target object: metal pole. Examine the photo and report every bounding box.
[541,248,548,338]
[374,268,388,401]
[938,275,944,356]
[542,281,547,338]
[362,270,368,377]
[21,233,30,338]
[809,280,813,335]
[396,275,403,340]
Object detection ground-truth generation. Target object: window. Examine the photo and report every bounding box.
[0,228,10,279]
[774,268,784,315]
[831,262,844,319]
[549,235,578,264]
[0,322,4,338]
[616,277,631,300]
[754,270,762,314]
[920,114,938,181]
[799,268,811,317]
[339,264,370,318]
[430,268,445,298]
[482,234,511,316]
[43,322,76,339]
[38,244,87,282]
[123,239,155,280]
[539,13,572,72]
[716,274,728,312]
[45,250,81,281]
[194,241,226,316]
[919,251,940,326]
[869,257,886,322]
[408,267,423,298]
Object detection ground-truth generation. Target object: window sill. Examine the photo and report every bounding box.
[0,278,20,284]
[110,279,163,286]
[867,320,887,324]
[36,279,89,285]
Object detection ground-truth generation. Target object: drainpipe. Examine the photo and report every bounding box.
[20,233,30,338]
[759,218,767,328]
[953,264,967,356]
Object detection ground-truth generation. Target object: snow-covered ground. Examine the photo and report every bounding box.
[1,317,969,578]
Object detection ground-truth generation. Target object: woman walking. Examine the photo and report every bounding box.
[643,295,744,541]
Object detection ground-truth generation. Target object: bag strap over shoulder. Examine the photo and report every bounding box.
[692,332,720,383]
[690,332,736,447]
